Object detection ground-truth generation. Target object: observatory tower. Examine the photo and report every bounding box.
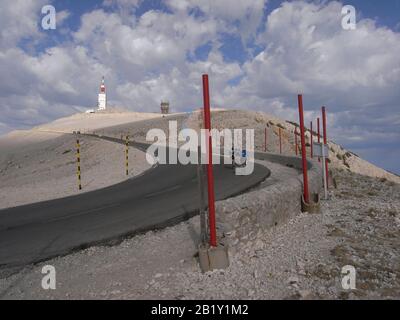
[160,100,169,114]
[98,76,107,111]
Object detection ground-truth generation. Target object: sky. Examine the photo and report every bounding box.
[0,0,399,174]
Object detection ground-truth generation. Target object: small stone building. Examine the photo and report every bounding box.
[160,101,169,115]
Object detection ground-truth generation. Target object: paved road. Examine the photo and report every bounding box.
[0,136,270,269]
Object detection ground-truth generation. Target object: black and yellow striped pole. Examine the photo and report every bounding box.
[76,138,82,190]
[125,134,129,176]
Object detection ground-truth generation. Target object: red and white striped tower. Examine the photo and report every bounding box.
[98,76,107,110]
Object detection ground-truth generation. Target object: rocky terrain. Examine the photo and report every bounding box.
[0,167,398,299]
[0,109,398,299]
[208,110,399,184]
[112,109,399,183]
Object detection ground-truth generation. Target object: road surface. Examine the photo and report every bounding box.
[0,136,270,269]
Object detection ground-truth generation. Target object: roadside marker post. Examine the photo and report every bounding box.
[76,138,82,190]
[321,143,328,199]
[298,95,309,204]
[196,146,207,245]
[313,142,329,200]
[202,74,217,248]
[264,127,267,152]
[125,135,129,176]
[295,126,298,156]
[310,121,313,158]
[231,145,235,170]
[317,117,321,162]
[198,74,229,272]
[298,95,321,213]
[322,107,329,188]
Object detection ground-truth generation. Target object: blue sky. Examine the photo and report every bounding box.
[0,0,399,174]
[50,0,400,30]
[34,0,400,64]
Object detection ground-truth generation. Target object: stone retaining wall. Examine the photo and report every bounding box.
[216,152,323,247]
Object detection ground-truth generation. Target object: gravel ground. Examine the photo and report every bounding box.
[0,167,398,300]
[0,110,398,299]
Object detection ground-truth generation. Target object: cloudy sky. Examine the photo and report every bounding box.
[0,0,399,174]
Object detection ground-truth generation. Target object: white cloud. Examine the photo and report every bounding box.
[102,0,142,22]
[115,50,241,112]
[1,0,400,173]
[166,0,266,42]
[225,1,400,135]
[56,10,71,27]
[72,8,219,82]
[0,0,48,49]
[0,4,235,128]
[103,0,142,11]
[254,1,400,103]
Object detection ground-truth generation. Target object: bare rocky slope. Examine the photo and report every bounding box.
[102,108,399,183]
[204,110,399,184]
[0,131,150,209]
[0,109,398,299]
[0,167,398,299]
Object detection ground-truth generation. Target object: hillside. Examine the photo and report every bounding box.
[1,109,398,208]
[0,109,399,299]
[184,109,400,184]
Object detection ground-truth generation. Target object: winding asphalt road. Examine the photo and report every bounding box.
[0,136,270,269]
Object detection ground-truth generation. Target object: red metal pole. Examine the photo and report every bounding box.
[317,117,321,162]
[295,127,298,156]
[202,74,217,247]
[264,127,267,152]
[310,121,313,158]
[322,106,329,188]
[298,95,309,204]
[279,127,282,154]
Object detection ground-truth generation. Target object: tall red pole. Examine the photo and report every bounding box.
[310,121,313,158]
[202,74,217,247]
[298,95,309,204]
[264,127,267,152]
[295,127,298,156]
[279,127,282,154]
[322,106,329,188]
[317,117,321,162]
